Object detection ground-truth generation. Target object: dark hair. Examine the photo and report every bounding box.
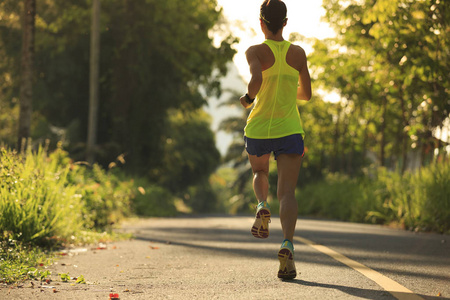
[260,0,287,35]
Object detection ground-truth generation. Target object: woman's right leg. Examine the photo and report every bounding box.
[248,153,271,238]
[248,153,271,203]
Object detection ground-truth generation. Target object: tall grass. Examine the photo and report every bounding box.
[0,144,183,284]
[297,161,450,233]
[0,144,134,246]
[0,146,83,245]
[68,163,132,229]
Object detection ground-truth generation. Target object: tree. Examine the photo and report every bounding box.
[17,0,36,150]
[86,0,100,164]
[0,0,236,195]
[312,0,450,171]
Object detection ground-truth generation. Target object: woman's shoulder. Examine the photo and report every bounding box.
[288,43,306,56]
[246,43,269,54]
[286,44,307,71]
[245,44,273,63]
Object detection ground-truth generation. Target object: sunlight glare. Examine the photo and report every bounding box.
[216,0,335,81]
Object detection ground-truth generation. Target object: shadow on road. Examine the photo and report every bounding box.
[123,216,449,299]
[287,280,449,300]
[288,279,394,300]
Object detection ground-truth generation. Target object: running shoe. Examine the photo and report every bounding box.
[278,239,296,280]
[251,201,271,238]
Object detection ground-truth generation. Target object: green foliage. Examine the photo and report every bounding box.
[209,167,238,213]
[298,173,364,221]
[131,183,177,217]
[0,238,52,284]
[0,0,235,194]
[59,272,70,282]
[298,161,450,233]
[75,274,86,284]
[0,145,133,246]
[366,161,450,232]
[184,181,219,213]
[159,109,221,193]
[68,163,132,229]
[313,0,450,172]
[0,146,83,245]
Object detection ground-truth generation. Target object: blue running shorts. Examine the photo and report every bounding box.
[244,134,305,160]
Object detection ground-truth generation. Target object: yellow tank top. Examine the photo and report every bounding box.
[244,40,305,139]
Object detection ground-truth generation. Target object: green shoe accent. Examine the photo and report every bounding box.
[257,201,270,210]
[280,239,294,251]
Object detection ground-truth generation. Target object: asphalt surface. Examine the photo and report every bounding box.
[1,216,449,299]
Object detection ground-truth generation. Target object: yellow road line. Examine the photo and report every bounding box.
[294,236,424,300]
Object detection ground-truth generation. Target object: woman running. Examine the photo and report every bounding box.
[240,0,312,280]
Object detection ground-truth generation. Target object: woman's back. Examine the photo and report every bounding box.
[244,40,304,139]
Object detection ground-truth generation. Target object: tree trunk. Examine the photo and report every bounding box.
[380,95,387,167]
[398,85,408,173]
[18,0,36,150]
[332,106,341,172]
[86,0,101,164]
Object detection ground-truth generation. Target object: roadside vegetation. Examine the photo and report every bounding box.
[0,144,175,284]
[1,0,448,285]
[296,162,450,233]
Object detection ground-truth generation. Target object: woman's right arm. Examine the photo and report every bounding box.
[240,46,263,109]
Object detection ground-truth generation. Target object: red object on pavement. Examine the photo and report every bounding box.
[109,293,120,299]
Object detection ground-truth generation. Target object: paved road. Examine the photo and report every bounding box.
[1,216,449,299]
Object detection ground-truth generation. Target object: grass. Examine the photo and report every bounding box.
[297,161,450,233]
[0,230,133,284]
[0,239,52,284]
[0,144,136,246]
[0,146,83,245]
[0,144,138,284]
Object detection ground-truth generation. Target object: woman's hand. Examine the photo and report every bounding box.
[240,95,253,109]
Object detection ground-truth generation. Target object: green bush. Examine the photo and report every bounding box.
[0,147,83,246]
[414,162,450,232]
[0,145,134,246]
[132,183,177,217]
[297,161,450,233]
[185,181,218,213]
[298,173,364,221]
[68,163,132,229]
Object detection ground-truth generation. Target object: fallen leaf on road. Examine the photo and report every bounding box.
[76,275,86,284]
[52,288,58,293]
[123,289,130,292]
[109,293,120,300]
[149,246,159,250]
